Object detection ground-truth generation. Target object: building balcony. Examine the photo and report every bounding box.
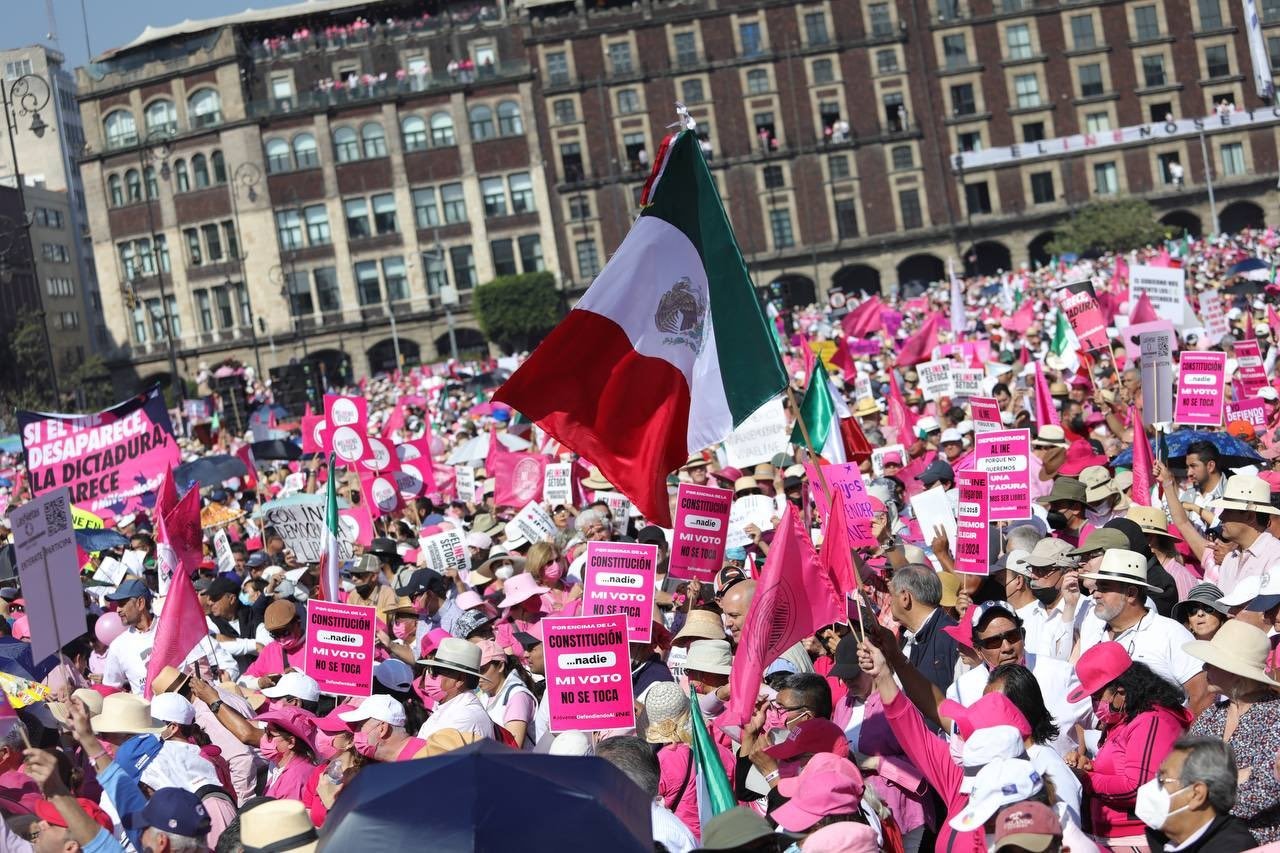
[246,6,503,63]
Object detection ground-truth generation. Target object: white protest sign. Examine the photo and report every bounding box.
[909,486,956,558]
[951,367,984,397]
[724,399,789,468]
[871,444,906,478]
[261,499,355,564]
[543,463,572,507]
[854,374,874,403]
[595,491,633,537]
[92,555,127,587]
[1140,329,1174,425]
[419,529,471,574]
[11,488,83,660]
[213,530,237,575]
[726,494,775,549]
[1129,264,1186,326]
[1199,291,1229,344]
[455,466,476,503]
[121,550,145,574]
[511,501,556,545]
[280,472,307,497]
[918,359,955,401]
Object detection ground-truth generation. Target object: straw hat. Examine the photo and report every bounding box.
[684,639,733,675]
[733,476,761,494]
[1211,475,1280,515]
[149,665,190,697]
[49,688,105,725]
[681,453,711,471]
[852,398,882,418]
[938,571,961,608]
[239,798,318,852]
[91,694,163,736]
[753,463,776,483]
[672,609,728,646]
[1126,506,1181,539]
[581,467,613,491]
[1031,425,1069,449]
[1077,547,1162,594]
[379,596,419,620]
[1183,619,1280,687]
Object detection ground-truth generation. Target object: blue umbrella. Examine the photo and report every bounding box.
[173,454,249,490]
[1112,429,1262,469]
[1228,257,1268,275]
[0,436,20,455]
[74,528,130,552]
[318,741,652,852]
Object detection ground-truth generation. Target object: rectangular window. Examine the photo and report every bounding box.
[739,21,763,57]
[1198,0,1223,28]
[196,290,213,332]
[829,154,851,180]
[899,188,923,228]
[869,3,894,36]
[1078,63,1104,97]
[951,83,977,116]
[1094,161,1119,194]
[763,165,785,189]
[1158,151,1182,183]
[518,235,544,273]
[285,271,314,318]
[746,69,770,95]
[876,49,899,73]
[569,195,591,220]
[1150,101,1173,123]
[1266,0,1280,21]
[202,224,223,262]
[423,250,448,298]
[965,181,992,215]
[1070,15,1096,49]
[145,298,164,339]
[891,145,913,170]
[132,305,147,343]
[1269,36,1280,68]
[561,142,583,181]
[1142,55,1167,87]
[576,239,601,279]
[1006,25,1032,60]
[412,187,439,228]
[616,89,640,114]
[1085,111,1110,132]
[1014,73,1041,108]
[1030,171,1055,203]
[958,131,982,152]
[1204,45,1230,78]
[834,198,858,239]
[553,99,576,123]
[4,59,32,79]
[608,42,634,74]
[674,32,699,66]
[769,209,795,248]
[508,172,535,213]
[943,34,968,69]
[681,79,705,103]
[804,12,829,45]
[275,210,303,251]
[383,256,408,302]
[304,205,331,245]
[233,283,250,327]
[1222,142,1246,176]
[184,229,202,266]
[546,51,569,84]
[314,267,341,312]
[355,261,381,305]
[214,287,233,328]
[481,177,508,217]
[450,246,477,290]
[1134,5,1160,39]
[491,238,517,277]
[812,58,835,84]
[441,183,467,223]
[345,198,371,239]
[372,193,398,235]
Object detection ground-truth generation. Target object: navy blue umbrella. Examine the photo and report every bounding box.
[1112,429,1262,469]
[1228,257,1269,278]
[74,528,130,553]
[318,741,652,853]
[173,455,249,490]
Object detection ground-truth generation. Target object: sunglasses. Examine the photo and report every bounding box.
[268,625,296,640]
[974,628,1022,650]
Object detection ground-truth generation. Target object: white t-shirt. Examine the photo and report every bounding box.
[418,690,494,740]
[103,622,241,694]
[945,653,1091,756]
[1018,598,1074,662]
[1077,608,1201,688]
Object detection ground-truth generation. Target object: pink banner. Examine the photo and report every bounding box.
[1175,352,1226,426]
[1057,280,1110,352]
[847,339,882,355]
[970,397,1003,433]
[360,472,405,517]
[804,463,877,548]
[955,472,989,575]
[669,484,732,581]
[18,386,180,519]
[304,599,375,697]
[582,542,656,643]
[324,394,371,466]
[301,415,327,454]
[339,504,374,547]
[973,429,1032,521]
[543,615,635,733]
[1227,397,1267,429]
[1235,340,1268,397]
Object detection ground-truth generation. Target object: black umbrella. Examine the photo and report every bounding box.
[249,439,302,462]
[318,741,652,852]
[172,455,249,490]
[1225,279,1266,296]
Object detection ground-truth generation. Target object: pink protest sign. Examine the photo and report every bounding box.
[970,397,1003,433]
[304,599,375,697]
[324,394,371,465]
[339,504,374,547]
[1235,340,1268,397]
[973,428,1031,521]
[1056,279,1110,352]
[1226,397,1267,429]
[669,483,733,581]
[582,542,657,642]
[954,472,990,575]
[18,386,180,520]
[543,615,635,732]
[301,415,327,454]
[1175,352,1226,426]
[804,463,877,548]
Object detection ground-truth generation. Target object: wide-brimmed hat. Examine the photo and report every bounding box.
[367,537,403,565]
[684,639,732,675]
[91,694,163,736]
[1031,425,1069,448]
[149,665,190,697]
[1185,620,1280,686]
[1024,538,1076,569]
[1035,477,1086,507]
[581,467,613,490]
[681,453,711,471]
[1057,441,1109,477]
[1068,641,1133,702]
[379,596,419,620]
[753,463,776,483]
[852,398,882,418]
[1065,527,1130,557]
[470,514,504,537]
[1211,475,1280,515]
[49,688,105,725]
[672,609,727,646]
[1126,506,1181,540]
[257,706,317,751]
[1171,583,1230,623]
[239,798,318,853]
[1078,547,1162,593]
[471,553,525,584]
[497,573,550,608]
[732,476,761,495]
[1078,466,1118,503]
[421,637,482,677]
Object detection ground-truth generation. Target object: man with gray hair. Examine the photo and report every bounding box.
[1142,735,1256,852]
[889,564,958,690]
[597,736,697,853]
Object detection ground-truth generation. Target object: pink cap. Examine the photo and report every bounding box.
[418,627,453,659]
[1260,469,1280,493]
[882,453,903,466]
[938,691,1031,739]
[763,718,849,762]
[1057,441,1109,477]
[1068,641,1132,703]
[867,496,886,514]
[477,639,505,667]
[402,548,420,565]
[800,824,879,853]
[771,772,863,833]
[777,753,864,800]
[455,590,484,611]
[314,703,359,734]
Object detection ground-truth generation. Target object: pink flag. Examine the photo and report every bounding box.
[841,297,885,338]
[147,513,208,698]
[488,438,547,507]
[896,312,941,367]
[1033,362,1060,427]
[818,489,858,598]
[1130,407,1153,507]
[382,403,406,439]
[727,506,844,725]
[886,373,917,436]
[162,486,203,583]
[1130,292,1159,324]
[1002,300,1035,334]
[830,336,856,378]
[156,469,180,523]
[1110,257,1129,297]
[234,444,257,491]
[1152,248,1173,268]
[1268,305,1280,334]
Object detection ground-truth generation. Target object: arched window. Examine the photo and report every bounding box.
[211,151,227,183]
[292,133,318,168]
[429,112,455,146]
[107,174,123,207]
[174,159,189,192]
[496,101,523,136]
[144,99,177,135]
[333,127,359,163]
[265,138,291,173]
[360,122,387,158]
[469,105,494,141]
[125,168,142,203]
[188,89,222,127]
[401,115,427,152]
[192,153,210,188]
[144,166,159,199]
[104,110,137,149]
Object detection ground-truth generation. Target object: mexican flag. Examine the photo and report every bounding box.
[689,687,734,832]
[494,129,787,525]
[319,453,342,600]
[1050,310,1071,357]
[790,360,847,464]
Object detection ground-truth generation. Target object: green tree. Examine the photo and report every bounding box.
[64,355,116,411]
[1047,199,1169,257]
[0,314,55,420]
[472,272,563,355]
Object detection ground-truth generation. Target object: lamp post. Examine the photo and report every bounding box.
[228,162,264,375]
[1197,122,1220,237]
[138,129,183,405]
[1,72,60,403]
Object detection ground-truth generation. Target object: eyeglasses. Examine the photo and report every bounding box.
[974,628,1023,650]
[1029,565,1064,578]
[768,700,809,714]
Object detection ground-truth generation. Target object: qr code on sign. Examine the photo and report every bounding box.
[43,500,69,536]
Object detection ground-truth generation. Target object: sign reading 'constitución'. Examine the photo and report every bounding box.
[305,600,376,697]
[543,615,635,733]
[582,542,656,642]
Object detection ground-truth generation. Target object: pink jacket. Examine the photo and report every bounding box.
[832,692,930,835]
[1082,705,1191,839]
[656,742,734,842]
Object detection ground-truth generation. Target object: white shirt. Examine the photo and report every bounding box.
[651,800,697,853]
[1018,598,1074,661]
[1077,608,1202,688]
[944,653,1091,756]
[418,690,494,740]
[1029,742,1082,823]
[104,622,239,693]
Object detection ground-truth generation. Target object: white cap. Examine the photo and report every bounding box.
[374,658,414,692]
[916,416,940,434]
[339,694,407,727]
[950,758,1042,832]
[150,692,195,726]
[1218,573,1280,606]
[261,671,320,703]
[1260,386,1279,402]
[956,420,974,435]
[941,429,963,444]
[465,531,493,551]
[261,566,284,581]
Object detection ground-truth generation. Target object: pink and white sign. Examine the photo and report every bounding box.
[951,368,984,397]
[360,435,399,474]
[804,463,877,548]
[1235,340,1268,398]
[954,472,989,575]
[301,415,327,454]
[304,600,375,697]
[669,483,732,582]
[1226,397,1267,429]
[360,472,405,517]
[1175,352,1226,426]
[543,615,635,733]
[973,429,1031,521]
[970,397,1003,433]
[324,394,371,465]
[339,504,374,548]
[582,542,656,642]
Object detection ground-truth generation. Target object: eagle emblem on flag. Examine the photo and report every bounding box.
[655,277,707,354]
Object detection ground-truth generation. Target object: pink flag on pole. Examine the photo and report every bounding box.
[1130,408,1153,507]
[818,489,858,598]
[162,486,203,583]
[1033,362,1060,427]
[1001,300,1036,334]
[727,506,844,726]
[1268,305,1280,334]
[156,470,179,523]
[841,297,885,338]
[896,312,941,367]
[146,514,208,699]
[1130,292,1160,324]
[887,373,918,436]
[1111,257,1129,297]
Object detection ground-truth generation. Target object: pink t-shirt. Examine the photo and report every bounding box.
[244,640,309,680]
[265,753,317,801]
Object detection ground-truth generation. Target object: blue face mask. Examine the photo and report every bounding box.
[239,592,253,607]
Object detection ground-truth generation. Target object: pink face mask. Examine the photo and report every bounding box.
[352,728,380,759]
[259,736,283,764]
[414,673,447,709]
[278,632,305,653]
[393,622,415,642]
[542,561,564,583]
[313,731,341,761]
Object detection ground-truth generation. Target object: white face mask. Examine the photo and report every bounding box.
[495,565,515,580]
[1134,777,1191,830]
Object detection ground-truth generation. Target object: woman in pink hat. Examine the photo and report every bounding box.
[493,572,549,656]
[476,639,538,748]
[523,542,582,617]
[255,705,319,801]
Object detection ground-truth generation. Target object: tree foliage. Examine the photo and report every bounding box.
[0,314,56,424]
[1046,199,1170,257]
[472,272,563,355]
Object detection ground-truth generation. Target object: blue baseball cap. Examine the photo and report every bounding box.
[123,787,210,838]
[105,578,152,601]
[113,735,163,779]
[247,552,269,568]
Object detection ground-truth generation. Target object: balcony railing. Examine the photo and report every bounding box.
[247,6,501,63]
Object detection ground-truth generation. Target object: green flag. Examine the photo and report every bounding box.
[321,452,341,599]
[789,359,845,463]
[690,688,734,829]
[1050,311,1070,357]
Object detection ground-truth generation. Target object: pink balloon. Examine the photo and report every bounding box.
[94,611,125,646]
